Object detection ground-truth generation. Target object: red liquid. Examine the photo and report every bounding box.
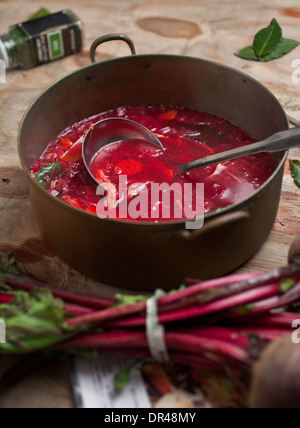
[31,105,275,222]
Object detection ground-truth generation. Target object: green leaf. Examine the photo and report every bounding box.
[280,278,296,294]
[114,293,148,307]
[253,18,282,57]
[0,288,76,355]
[35,163,61,189]
[236,45,259,61]
[235,303,254,314]
[169,284,186,295]
[29,8,50,21]
[0,252,25,275]
[259,38,300,62]
[115,364,133,392]
[290,160,300,188]
[237,19,300,62]
[114,361,143,392]
[114,284,186,306]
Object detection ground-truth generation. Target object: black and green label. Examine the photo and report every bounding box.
[48,31,64,59]
[18,10,82,65]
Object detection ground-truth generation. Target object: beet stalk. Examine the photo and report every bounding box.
[232,327,290,341]
[161,273,260,307]
[227,281,300,319]
[64,304,95,315]
[66,300,148,327]
[68,265,300,328]
[180,327,250,350]
[106,283,280,328]
[162,263,300,308]
[54,330,250,364]
[1,274,114,309]
[249,336,300,408]
[230,312,297,328]
[0,293,14,304]
[0,290,94,316]
[65,274,260,327]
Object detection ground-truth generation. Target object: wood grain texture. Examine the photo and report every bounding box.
[0,0,300,408]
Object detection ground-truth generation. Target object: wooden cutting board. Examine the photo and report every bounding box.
[0,0,300,408]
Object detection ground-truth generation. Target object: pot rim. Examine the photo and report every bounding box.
[18,53,289,228]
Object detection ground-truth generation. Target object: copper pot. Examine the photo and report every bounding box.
[18,34,288,291]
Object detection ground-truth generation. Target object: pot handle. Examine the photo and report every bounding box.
[183,210,250,241]
[157,210,249,241]
[90,34,136,64]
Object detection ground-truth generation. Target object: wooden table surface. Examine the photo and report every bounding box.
[0,0,300,408]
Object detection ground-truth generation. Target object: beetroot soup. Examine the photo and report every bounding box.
[31,105,275,222]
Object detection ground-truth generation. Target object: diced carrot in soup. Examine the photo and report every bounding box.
[158,109,178,121]
[59,137,83,162]
[60,137,74,148]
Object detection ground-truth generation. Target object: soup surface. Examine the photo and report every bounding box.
[31,104,275,222]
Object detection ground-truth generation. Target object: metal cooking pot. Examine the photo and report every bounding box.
[18,34,289,291]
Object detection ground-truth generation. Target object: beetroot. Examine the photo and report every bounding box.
[249,335,300,408]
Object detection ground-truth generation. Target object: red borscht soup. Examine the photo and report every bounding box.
[31,105,275,222]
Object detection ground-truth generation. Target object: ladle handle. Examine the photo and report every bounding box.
[179,126,300,174]
[90,34,136,64]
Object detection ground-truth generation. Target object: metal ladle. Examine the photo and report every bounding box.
[83,118,300,185]
[178,126,300,174]
[82,118,164,185]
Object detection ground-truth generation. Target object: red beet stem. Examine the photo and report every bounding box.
[55,331,146,349]
[64,304,95,315]
[66,300,147,327]
[180,327,250,350]
[230,312,297,328]
[0,289,96,316]
[0,293,14,304]
[166,332,249,363]
[184,273,259,286]
[106,283,279,328]
[168,264,300,308]
[158,283,277,324]
[162,273,260,306]
[64,265,300,328]
[1,274,114,309]
[232,326,291,341]
[67,276,275,328]
[54,330,249,364]
[227,281,300,319]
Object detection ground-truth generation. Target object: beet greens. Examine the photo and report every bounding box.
[0,259,299,392]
